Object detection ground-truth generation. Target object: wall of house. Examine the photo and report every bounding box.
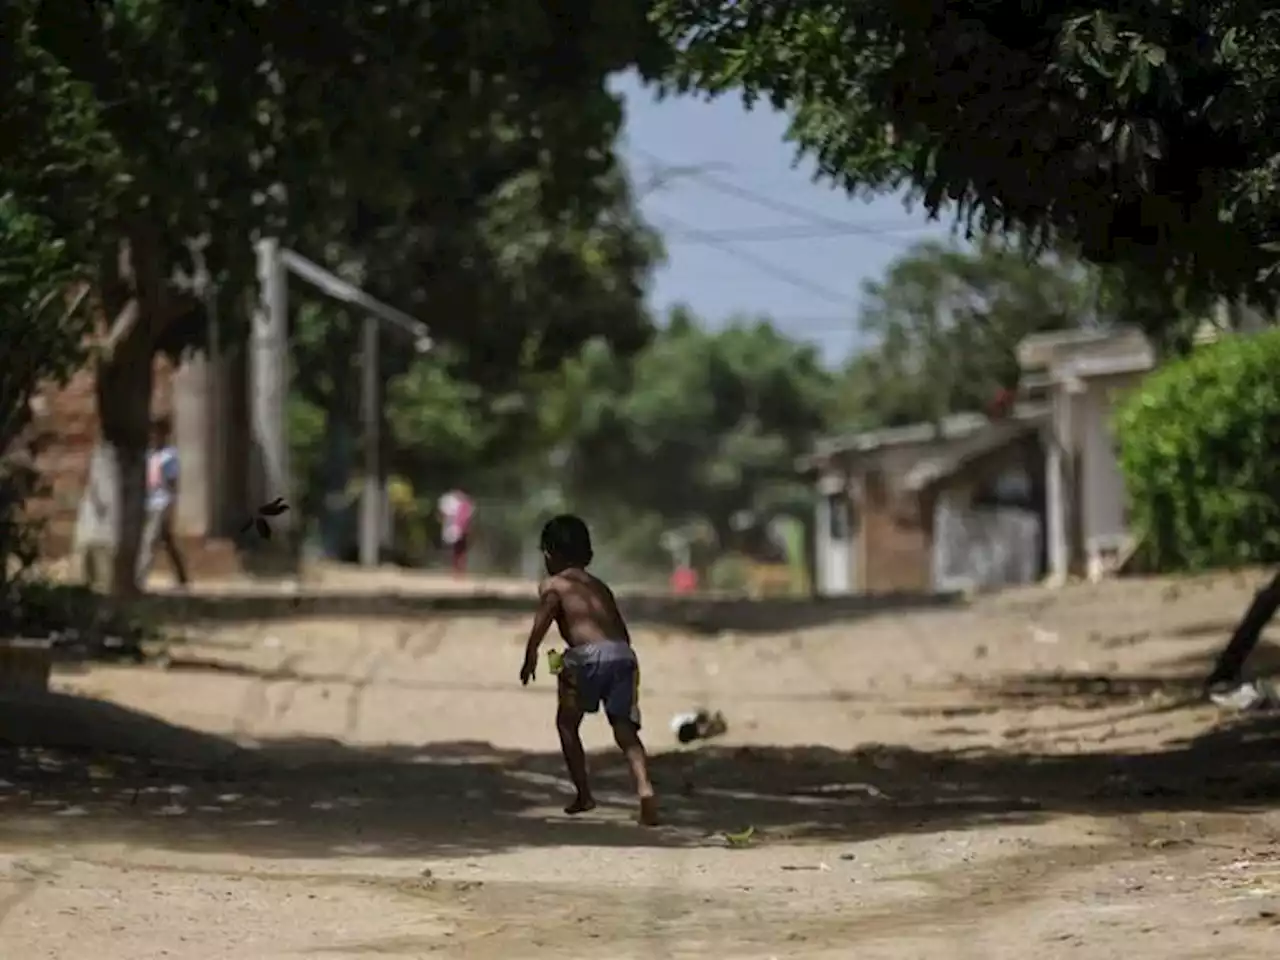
[859,465,932,593]
[1046,387,1088,577]
[813,474,856,595]
[930,437,1045,592]
[1077,372,1141,552]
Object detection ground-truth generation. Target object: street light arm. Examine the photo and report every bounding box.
[278,248,433,351]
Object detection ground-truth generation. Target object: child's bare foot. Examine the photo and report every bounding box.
[564,795,597,815]
[637,795,659,826]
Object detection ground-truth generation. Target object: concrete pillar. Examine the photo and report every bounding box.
[172,355,212,537]
[1045,393,1070,586]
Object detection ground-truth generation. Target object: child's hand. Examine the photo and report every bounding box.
[519,654,537,686]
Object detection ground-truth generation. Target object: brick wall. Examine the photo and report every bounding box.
[26,355,175,556]
[858,466,932,593]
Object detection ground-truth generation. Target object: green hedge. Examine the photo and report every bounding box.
[1115,329,1280,572]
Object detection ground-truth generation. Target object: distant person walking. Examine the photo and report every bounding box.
[437,488,474,575]
[138,416,189,587]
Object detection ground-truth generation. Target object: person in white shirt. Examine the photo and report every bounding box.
[137,416,189,586]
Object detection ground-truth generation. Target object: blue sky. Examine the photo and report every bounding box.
[612,71,958,364]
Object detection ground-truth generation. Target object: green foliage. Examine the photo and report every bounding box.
[1115,330,1280,571]
[288,166,661,498]
[1,0,663,592]
[0,194,93,587]
[650,2,1280,319]
[0,581,157,655]
[558,309,834,549]
[833,238,1103,429]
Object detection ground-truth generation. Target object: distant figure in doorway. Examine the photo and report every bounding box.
[438,488,474,575]
[138,416,190,587]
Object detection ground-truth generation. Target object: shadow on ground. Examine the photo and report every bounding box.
[1,688,1277,862]
[962,640,1280,716]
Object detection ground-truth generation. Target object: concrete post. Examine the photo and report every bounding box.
[171,355,211,537]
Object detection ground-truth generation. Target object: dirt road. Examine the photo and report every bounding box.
[2,573,1279,958]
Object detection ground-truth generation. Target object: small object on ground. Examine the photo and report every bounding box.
[724,826,756,848]
[547,649,564,675]
[670,709,728,744]
[1208,679,1278,712]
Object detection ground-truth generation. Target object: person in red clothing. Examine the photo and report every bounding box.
[670,564,698,595]
[437,488,474,574]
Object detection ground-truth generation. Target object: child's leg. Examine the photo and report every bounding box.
[602,659,657,824]
[556,674,594,813]
[609,718,658,825]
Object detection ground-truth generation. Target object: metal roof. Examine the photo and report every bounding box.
[799,403,1049,473]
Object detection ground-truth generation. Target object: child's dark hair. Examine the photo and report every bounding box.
[540,514,593,566]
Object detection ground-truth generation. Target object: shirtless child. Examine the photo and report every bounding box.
[519,514,659,825]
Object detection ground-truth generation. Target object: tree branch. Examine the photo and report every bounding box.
[97,296,140,361]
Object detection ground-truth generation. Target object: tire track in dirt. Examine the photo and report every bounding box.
[342,622,395,739]
[632,631,720,959]
[409,620,449,660]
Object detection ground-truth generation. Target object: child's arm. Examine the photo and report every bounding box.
[520,580,561,684]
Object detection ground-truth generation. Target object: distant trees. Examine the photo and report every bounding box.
[831,239,1105,430]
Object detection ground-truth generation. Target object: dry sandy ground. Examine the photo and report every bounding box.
[2,573,1280,959]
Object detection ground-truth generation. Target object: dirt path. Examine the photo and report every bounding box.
[2,574,1280,958]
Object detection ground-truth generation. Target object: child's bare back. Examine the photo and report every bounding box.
[544,568,631,649]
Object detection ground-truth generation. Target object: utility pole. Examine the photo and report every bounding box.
[251,238,294,570]
[359,314,380,568]
[253,239,431,572]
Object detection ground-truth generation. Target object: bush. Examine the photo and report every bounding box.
[0,194,92,590]
[1115,330,1280,572]
[0,581,156,658]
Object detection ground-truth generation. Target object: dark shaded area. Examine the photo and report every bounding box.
[965,639,1280,716]
[0,688,1277,862]
[134,587,961,635]
[1,582,152,664]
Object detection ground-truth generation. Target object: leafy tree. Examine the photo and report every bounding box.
[2,0,661,594]
[651,2,1280,321]
[0,196,94,587]
[558,308,834,557]
[834,239,1104,429]
[286,165,662,560]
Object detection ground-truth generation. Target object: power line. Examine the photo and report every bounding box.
[658,221,936,245]
[633,147,931,246]
[651,212,860,309]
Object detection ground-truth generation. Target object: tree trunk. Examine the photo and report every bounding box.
[1206,571,1280,687]
[95,319,153,598]
[94,228,165,599]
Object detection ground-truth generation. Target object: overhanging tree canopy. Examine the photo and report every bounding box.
[651,2,1280,315]
[2,0,662,594]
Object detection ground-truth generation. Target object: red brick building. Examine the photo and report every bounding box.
[801,408,1049,596]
